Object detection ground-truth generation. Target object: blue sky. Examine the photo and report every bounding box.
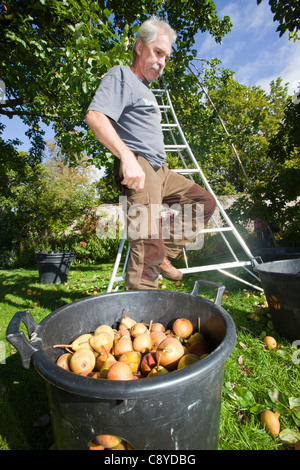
[195,0,300,95]
[2,0,300,152]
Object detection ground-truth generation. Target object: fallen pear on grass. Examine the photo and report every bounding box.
[263,336,277,349]
[260,410,280,437]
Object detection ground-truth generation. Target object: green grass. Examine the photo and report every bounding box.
[1,260,299,450]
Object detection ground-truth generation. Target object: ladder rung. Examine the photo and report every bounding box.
[172,168,199,174]
[179,260,252,274]
[159,105,171,109]
[161,124,178,128]
[164,145,187,151]
[200,227,233,234]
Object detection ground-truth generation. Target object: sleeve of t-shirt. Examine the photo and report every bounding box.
[87,71,132,123]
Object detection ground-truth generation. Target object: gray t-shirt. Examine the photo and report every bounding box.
[87,65,166,169]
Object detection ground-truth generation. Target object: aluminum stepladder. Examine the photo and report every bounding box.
[106,85,262,293]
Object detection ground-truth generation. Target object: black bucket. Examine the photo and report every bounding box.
[6,280,236,450]
[254,258,300,341]
[257,247,300,262]
[35,250,75,284]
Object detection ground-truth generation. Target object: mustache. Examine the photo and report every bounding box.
[151,64,164,75]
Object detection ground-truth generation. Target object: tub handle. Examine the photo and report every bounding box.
[191,280,225,307]
[6,310,40,369]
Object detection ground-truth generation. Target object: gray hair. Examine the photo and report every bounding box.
[132,16,177,62]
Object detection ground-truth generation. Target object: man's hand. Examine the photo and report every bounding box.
[85,110,145,191]
[120,153,145,191]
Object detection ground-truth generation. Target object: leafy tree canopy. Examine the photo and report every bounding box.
[257,0,300,41]
[0,0,231,164]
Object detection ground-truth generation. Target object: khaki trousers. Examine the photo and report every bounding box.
[117,156,216,290]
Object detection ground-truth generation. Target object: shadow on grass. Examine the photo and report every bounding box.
[1,353,53,450]
[0,264,113,315]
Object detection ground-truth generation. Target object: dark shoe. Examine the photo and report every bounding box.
[159,256,183,281]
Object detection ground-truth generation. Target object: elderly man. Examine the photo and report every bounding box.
[85,16,216,290]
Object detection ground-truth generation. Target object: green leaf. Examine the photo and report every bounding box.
[279,428,300,445]
[289,397,300,410]
[82,81,88,94]
[249,403,265,414]
[234,385,256,410]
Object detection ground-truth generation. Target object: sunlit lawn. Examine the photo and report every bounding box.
[1,259,299,450]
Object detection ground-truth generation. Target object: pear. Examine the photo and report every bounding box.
[95,351,114,371]
[94,324,115,338]
[110,440,127,450]
[69,348,96,375]
[130,322,148,338]
[172,318,193,339]
[150,330,166,350]
[113,336,133,358]
[90,442,105,450]
[56,352,72,370]
[187,332,210,357]
[100,355,117,378]
[150,322,165,333]
[177,353,200,370]
[147,354,169,377]
[140,351,157,376]
[119,309,136,329]
[118,351,142,373]
[89,331,114,354]
[93,434,122,449]
[52,333,93,352]
[71,333,94,351]
[107,362,133,381]
[263,336,277,349]
[132,332,152,354]
[260,410,280,437]
[155,337,185,370]
[114,328,131,343]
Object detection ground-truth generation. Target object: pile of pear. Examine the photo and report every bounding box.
[53,310,211,381]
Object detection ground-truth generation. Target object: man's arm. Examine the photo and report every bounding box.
[85,110,145,191]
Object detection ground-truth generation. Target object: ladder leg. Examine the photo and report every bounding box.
[106,233,126,293]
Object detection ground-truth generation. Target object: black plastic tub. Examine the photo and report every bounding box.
[254,258,300,341]
[35,250,75,284]
[6,280,236,450]
[256,247,300,262]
